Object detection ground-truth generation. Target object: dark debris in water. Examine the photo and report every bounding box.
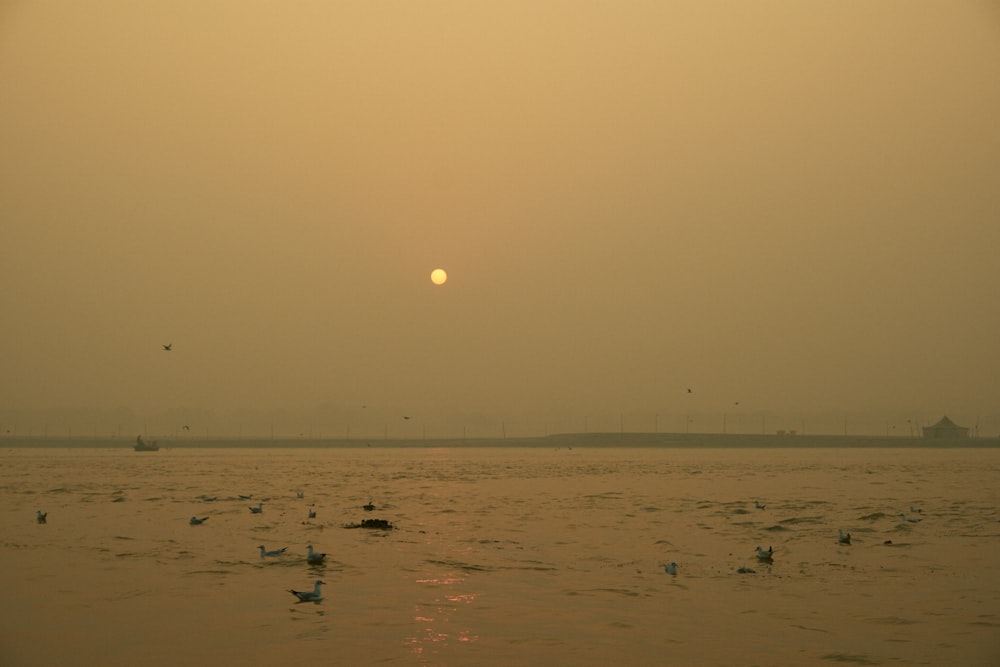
[343,518,394,530]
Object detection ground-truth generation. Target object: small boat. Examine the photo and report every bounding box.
[134,435,159,452]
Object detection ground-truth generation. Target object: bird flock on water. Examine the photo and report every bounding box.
[35,488,390,604]
[32,481,926,594]
[659,499,926,578]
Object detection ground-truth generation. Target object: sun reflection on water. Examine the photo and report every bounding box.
[407,574,481,658]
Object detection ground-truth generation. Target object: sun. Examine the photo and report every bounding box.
[430,268,448,285]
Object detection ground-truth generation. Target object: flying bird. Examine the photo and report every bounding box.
[162,344,172,351]
[288,579,325,602]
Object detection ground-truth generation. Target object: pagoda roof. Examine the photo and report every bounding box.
[927,415,964,429]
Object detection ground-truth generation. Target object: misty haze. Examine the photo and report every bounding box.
[2,2,998,439]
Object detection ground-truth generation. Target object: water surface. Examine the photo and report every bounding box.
[2,446,998,666]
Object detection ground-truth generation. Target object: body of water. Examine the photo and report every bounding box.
[2,444,998,666]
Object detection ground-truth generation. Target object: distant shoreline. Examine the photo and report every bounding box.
[2,432,997,449]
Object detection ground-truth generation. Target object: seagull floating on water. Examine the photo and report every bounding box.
[249,503,263,514]
[239,494,252,500]
[663,562,678,575]
[36,510,47,524]
[258,545,288,558]
[307,507,316,519]
[910,506,923,514]
[838,529,851,544]
[307,544,327,565]
[288,579,325,602]
[754,500,766,510]
[899,513,921,524]
[189,516,208,525]
[756,545,774,561]
[363,500,375,512]
[296,491,304,499]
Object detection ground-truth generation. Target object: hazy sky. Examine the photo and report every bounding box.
[2,2,998,435]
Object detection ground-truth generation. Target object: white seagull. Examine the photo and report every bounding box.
[288,579,325,602]
[189,516,208,525]
[899,513,922,524]
[664,562,678,575]
[249,503,263,514]
[754,500,766,510]
[36,510,47,524]
[838,529,851,544]
[259,545,288,558]
[306,544,327,564]
[756,545,774,561]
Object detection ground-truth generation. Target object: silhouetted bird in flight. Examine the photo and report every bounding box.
[162,344,172,351]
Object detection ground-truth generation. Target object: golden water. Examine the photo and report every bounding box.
[2,445,998,666]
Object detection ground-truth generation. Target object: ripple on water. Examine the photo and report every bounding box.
[778,516,826,525]
[820,652,881,665]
